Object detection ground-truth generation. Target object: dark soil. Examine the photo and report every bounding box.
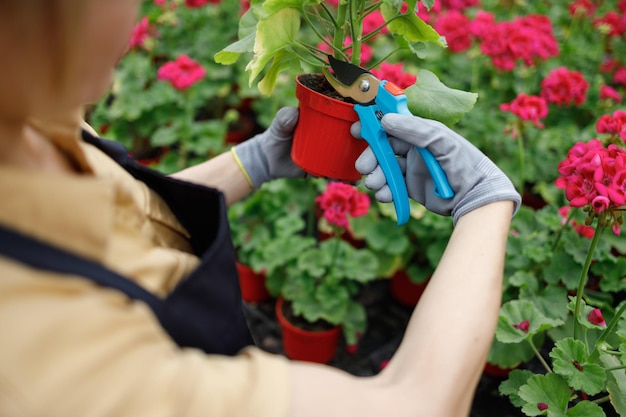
[298,73,357,104]
[242,279,526,417]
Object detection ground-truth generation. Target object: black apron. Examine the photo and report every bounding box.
[0,131,254,355]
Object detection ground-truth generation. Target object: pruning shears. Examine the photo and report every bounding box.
[322,56,454,226]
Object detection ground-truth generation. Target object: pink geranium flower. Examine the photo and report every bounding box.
[370,62,417,89]
[157,55,206,90]
[599,85,622,103]
[500,93,548,128]
[185,0,220,8]
[569,0,597,18]
[129,17,154,49]
[540,67,589,106]
[556,135,626,236]
[596,110,626,141]
[316,182,371,229]
[435,10,473,53]
[614,66,626,87]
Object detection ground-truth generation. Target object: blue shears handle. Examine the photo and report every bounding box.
[355,80,454,225]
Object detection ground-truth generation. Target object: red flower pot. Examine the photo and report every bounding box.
[291,74,367,182]
[389,269,429,307]
[236,262,270,303]
[275,297,341,364]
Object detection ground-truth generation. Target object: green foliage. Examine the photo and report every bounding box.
[216,0,457,97]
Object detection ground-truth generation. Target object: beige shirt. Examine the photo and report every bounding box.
[0,128,290,417]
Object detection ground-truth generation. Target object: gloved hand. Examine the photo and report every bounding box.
[232,107,305,189]
[354,113,521,224]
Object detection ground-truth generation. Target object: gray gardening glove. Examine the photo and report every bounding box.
[354,113,521,224]
[232,107,305,189]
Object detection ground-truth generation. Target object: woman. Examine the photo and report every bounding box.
[0,1,520,416]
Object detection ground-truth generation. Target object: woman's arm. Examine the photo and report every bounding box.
[287,200,512,417]
[170,150,253,206]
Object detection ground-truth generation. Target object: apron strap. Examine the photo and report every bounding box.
[0,224,167,321]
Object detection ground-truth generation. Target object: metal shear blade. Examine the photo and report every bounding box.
[323,56,379,104]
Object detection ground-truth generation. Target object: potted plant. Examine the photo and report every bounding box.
[349,198,452,307]
[229,177,322,302]
[215,0,478,181]
[260,181,380,363]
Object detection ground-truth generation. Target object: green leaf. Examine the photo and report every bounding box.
[298,246,332,277]
[518,373,571,416]
[499,369,535,408]
[151,124,181,147]
[342,248,379,282]
[314,280,350,324]
[497,300,564,344]
[600,354,626,416]
[405,69,477,126]
[550,338,607,396]
[263,0,321,14]
[257,51,302,95]
[381,3,443,46]
[566,401,606,417]
[246,8,300,85]
[214,32,256,65]
[341,301,367,345]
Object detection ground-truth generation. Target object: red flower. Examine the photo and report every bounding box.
[569,0,597,19]
[441,0,479,12]
[599,85,622,103]
[129,17,154,49]
[362,11,388,37]
[476,14,558,71]
[316,182,371,229]
[596,110,626,140]
[556,137,626,235]
[594,11,625,37]
[435,10,473,53]
[370,62,417,89]
[588,308,607,326]
[614,66,626,87]
[185,0,220,8]
[540,67,589,106]
[500,93,548,128]
[513,320,530,333]
[157,55,206,90]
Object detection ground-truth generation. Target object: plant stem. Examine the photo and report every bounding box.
[333,1,348,56]
[551,209,576,251]
[573,222,604,340]
[591,395,611,405]
[528,338,553,373]
[349,0,363,66]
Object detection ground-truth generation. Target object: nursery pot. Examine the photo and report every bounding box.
[389,269,429,307]
[275,297,341,364]
[236,262,270,303]
[291,74,366,182]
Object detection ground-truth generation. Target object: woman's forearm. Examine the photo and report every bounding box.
[170,150,253,206]
[379,200,513,414]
